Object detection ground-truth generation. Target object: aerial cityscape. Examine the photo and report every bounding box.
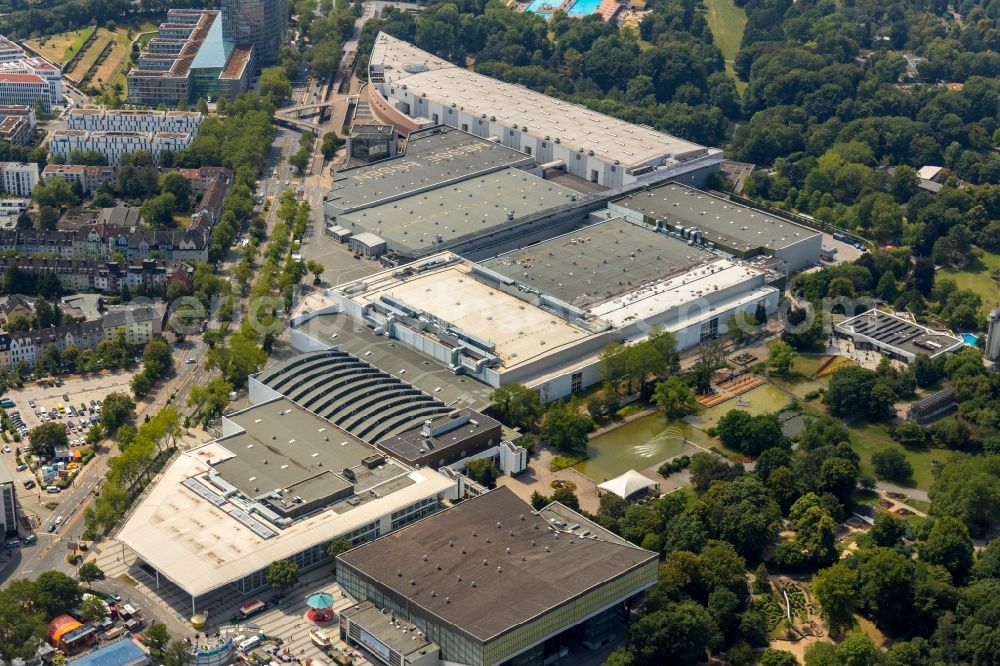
[0,1,998,666]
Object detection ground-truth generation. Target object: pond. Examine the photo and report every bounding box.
[685,384,796,430]
[574,414,708,481]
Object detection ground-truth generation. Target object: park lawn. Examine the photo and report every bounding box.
[702,0,747,90]
[137,30,159,52]
[73,34,112,80]
[791,354,831,378]
[941,248,1000,318]
[25,26,95,65]
[844,419,940,491]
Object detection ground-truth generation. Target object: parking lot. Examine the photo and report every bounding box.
[1,370,136,529]
[5,369,135,433]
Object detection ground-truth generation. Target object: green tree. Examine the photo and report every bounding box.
[140,192,177,227]
[868,512,905,548]
[33,571,83,617]
[871,449,912,482]
[812,562,858,634]
[321,131,339,160]
[759,649,799,666]
[0,588,46,660]
[823,366,878,417]
[259,66,293,103]
[325,538,352,575]
[99,391,135,433]
[33,176,79,208]
[305,259,325,284]
[77,561,102,587]
[651,376,696,418]
[628,601,713,666]
[465,458,499,489]
[919,516,973,583]
[142,623,170,656]
[28,421,68,458]
[266,559,300,592]
[38,205,59,230]
[798,415,851,451]
[540,403,593,452]
[79,595,107,623]
[551,486,580,511]
[490,383,542,430]
[928,455,1000,535]
[716,410,786,456]
[163,640,195,666]
[159,172,192,211]
[768,341,797,375]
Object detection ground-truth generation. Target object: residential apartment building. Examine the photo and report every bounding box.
[0,258,169,294]
[0,305,163,369]
[48,129,193,166]
[0,58,62,108]
[168,166,234,194]
[41,164,115,195]
[68,108,203,134]
[0,104,35,145]
[0,226,209,263]
[0,161,39,196]
[0,73,52,114]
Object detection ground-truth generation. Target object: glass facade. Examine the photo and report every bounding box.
[390,496,439,530]
[221,0,287,65]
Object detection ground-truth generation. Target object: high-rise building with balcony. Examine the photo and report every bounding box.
[221,0,287,65]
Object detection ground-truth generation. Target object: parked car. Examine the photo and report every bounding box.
[46,485,60,494]
[47,524,56,533]
[16,463,27,472]
[23,480,35,489]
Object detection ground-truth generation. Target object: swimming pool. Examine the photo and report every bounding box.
[567,0,603,15]
[962,333,978,347]
[525,0,560,15]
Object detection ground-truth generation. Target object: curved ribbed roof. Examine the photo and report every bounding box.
[256,350,452,443]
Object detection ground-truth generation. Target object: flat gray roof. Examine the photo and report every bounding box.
[294,313,495,411]
[836,310,964,359]
[327,126,533,214]
[370,33,719,169]
[379,407,501,462]
[611,183,819,253]
[215,398,376,504]
[480,217,716,308]
[338,487,658,643]
[341,601,439,659]
[338,168,582,254]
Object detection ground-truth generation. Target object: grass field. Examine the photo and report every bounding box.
[843,418,942,491]
[137,30,159,52]
[702,0,747,90]
[941,248,1000,318]
[26,26,94,65]
[73,34,112,80]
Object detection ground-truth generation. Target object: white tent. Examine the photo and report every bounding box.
[598,469,657,500]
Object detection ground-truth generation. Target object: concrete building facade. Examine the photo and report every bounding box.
[0,161,38,196]
[366,33,722,189]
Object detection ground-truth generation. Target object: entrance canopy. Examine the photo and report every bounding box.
[598,470,657,500]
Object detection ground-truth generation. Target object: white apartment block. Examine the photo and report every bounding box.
[0,58,62,108]
[0,162,38,197]
[68,108,203,135]
[49,129,193,166]
[0,73,52,114]
[0,36,25,64]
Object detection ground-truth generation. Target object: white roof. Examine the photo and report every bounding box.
[917,165,944,180]
[598,470,657,499]
[116,440,455,597]
[369,33,719,169]
[351,231,385,247]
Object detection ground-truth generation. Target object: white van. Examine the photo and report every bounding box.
[46,486,61,494]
